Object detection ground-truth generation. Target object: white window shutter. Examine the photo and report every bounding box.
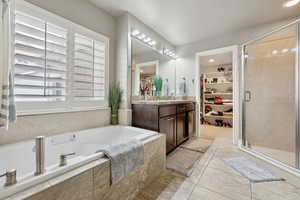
[14,12,67,102]
[73,33,105,100]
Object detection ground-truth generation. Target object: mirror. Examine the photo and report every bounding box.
[131,38,176,99]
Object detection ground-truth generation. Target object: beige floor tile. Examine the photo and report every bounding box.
[198,167,251,200]
[133,171,187,200]
[252,181,300,200]
[200,125,232,140]
[134,129,300,200]
[189,187,234,200]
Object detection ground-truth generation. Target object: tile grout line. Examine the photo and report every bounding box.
[187,145,241,200]
[189,142,252,200]
[185,146,218,200]
[250,182,253,200]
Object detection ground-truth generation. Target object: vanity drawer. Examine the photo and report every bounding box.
[177,104,188,113]
[159,105,176,117]
[177,103,195,113]
[186,103,195,111]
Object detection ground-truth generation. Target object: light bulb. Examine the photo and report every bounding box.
[284,0,300,7]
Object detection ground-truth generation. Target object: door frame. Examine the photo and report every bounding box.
[134,60,159,96]
[240,19,300,177]
[195,45,240,145]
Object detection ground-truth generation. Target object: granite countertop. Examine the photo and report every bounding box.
[132,100,195,105]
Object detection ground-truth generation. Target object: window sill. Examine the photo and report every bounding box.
[17,106,111,116]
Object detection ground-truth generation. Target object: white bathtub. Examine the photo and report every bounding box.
[0,126,158,199]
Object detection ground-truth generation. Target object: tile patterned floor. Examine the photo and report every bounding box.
[134,135,300,200]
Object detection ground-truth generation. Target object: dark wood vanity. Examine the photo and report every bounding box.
[132,101,195,153]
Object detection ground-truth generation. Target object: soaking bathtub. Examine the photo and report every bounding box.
[0,126,158,199]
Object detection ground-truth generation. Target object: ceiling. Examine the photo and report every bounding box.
[200,52,232,66]
[89,0,300,46]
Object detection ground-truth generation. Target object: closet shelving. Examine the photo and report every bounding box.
[201,70,233,126]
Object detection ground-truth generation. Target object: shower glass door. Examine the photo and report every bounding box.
[243,23,299,169]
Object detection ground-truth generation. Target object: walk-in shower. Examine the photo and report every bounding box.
[242,20,300,172]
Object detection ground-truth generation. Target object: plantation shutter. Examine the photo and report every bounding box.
[73,33,105,100]
[14,12,67,102]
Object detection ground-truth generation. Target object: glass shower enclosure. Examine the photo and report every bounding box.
[242,20,300,171]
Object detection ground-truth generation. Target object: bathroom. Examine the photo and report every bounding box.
[0,0,300,199]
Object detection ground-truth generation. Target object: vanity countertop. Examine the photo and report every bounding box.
[131,100,195,105]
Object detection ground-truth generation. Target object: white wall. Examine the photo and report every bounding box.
[175,17,299,97]
[0,0,117,145]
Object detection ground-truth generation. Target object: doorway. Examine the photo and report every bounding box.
[196,46,239,144]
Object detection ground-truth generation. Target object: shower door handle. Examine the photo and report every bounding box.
[244,91,251,102]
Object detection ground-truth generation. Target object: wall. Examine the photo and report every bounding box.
[0,0,117,145]
[175,17,299,97]
[115,13,177,124]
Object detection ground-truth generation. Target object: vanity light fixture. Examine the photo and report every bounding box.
[284,0,300,7]
[132,29,140,36]
[208,59,215,63]
[281,48,289,53]
[137,33,146,40]
[144,37,151,43]
[149,40,156,46]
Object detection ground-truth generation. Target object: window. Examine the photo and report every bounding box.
[13,1,109,115]
[73,33,105,100]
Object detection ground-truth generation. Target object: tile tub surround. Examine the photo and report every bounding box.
[5,134,166,200]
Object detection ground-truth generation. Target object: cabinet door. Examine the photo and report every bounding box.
[160,116,176,153]
[188,111,194,137]
[177,113,187,145]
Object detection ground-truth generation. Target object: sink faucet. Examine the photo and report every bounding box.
[0,169,17,186]
[34,136,45,176]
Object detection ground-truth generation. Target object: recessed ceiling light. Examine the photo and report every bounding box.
[208,59,215,63]
[284,0,300,7]
[272,50,278,55]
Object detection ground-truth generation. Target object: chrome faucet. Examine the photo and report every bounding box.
[59,152,75,167]
[34,136,45,176]
[0,169,17,186]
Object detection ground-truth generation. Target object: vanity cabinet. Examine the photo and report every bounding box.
[132,102,195,153]
[159,116,176,153]
[176,112,187,145]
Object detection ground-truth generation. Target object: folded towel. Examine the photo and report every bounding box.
[97,139,144,184]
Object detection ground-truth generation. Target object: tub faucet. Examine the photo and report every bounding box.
[0,169,17,186]
[34,136,45,176]
[59,152,75,167]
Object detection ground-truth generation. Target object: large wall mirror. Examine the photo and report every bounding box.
[131,38,176,99]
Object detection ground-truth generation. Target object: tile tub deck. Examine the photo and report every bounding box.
[6,134,166,200]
